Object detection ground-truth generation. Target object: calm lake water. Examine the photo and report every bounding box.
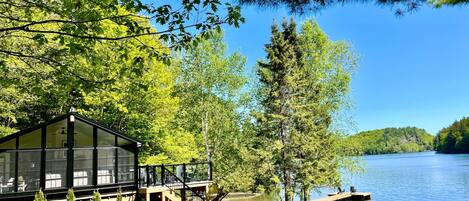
[313,151,469,201]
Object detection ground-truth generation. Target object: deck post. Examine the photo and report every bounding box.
[40,126,46,190]
[66,115,75,188]
[93,126,98,187]
[115,136,119,184]
[14,136,18,192]
[146,165,150,187]
[161,165,165,186]
[183,163,187,182]
[152,166,157,186]
[182,163,187,201]
[209,161,213,181]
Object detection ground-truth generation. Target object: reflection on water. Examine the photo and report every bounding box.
[313,151,469,201]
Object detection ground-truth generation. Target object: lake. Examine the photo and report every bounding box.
[313,151,469,201]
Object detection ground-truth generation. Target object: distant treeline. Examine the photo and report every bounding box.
[347,127,434,155]
[435,117,469,153]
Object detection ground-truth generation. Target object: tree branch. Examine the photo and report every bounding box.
[2,20,222,41]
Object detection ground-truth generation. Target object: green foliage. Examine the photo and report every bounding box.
[66,188,75,201]
[92,190,101,201]
[347,127,434,155]
[174,30,256,194]
[34,189,47,201]
[255,19,357,200]
[0,0,244,67]
[435,117,469,153]
[240,0,469,15]
[0,8,194,162]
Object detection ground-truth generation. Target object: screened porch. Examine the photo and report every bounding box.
[0,113,141,199]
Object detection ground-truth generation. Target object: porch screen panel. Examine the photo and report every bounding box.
[45,150,67,189]
[118,148,134,183]
[17,150,41,192]
[0,150,16,193]
[19,129,41,149]
[97,148,115,185]
[73,149,93,186]
[98,129,115,146]
[46,120,68,148]
[74,120,93,147]
[0,138,15,149]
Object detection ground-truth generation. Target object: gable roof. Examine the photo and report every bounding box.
[0,112,142,147]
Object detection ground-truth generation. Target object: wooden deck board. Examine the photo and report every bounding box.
[313,192,371,201]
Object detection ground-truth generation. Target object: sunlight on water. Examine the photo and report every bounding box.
[312,152,469,201]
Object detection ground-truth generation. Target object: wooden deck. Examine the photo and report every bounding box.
[313,192,371,201]
[139,180,212,201]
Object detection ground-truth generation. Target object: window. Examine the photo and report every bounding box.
[0,138,16,150]
[0,151,16,193]
[74,120,93,147]
[117,136,132,147]
[45,150,67,189]
[18,150,41,192]
[97,148,115,185]
[46,120,68,148]
[74,149,93,186]
[118,148,134,183]
[19,129,41,149]
[98,129,115,146]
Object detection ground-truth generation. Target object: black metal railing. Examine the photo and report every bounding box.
[138,161,212,188]
[163,165,205,200]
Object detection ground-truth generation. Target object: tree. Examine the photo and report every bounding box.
[346,127,434,155]
[435,117,469,153]
[173,30,256,199]
[0,10,200,163]
[0,0,244,72]
[255,18,303,201]
[238,0,469,15]
[255,19,357,201]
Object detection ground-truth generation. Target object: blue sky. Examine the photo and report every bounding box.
[221,4,469,134]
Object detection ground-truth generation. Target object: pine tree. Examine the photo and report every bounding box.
[256,19,357,201]
[256,18,302,201]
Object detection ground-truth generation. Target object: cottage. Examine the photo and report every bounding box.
[0,112,211,201]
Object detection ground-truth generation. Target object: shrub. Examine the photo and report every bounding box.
[116,187,123,201]
[34,188,47,201]
[92,190,101,201]
[67,188,75,201]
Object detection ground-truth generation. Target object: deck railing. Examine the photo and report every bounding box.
[138,161,212,188]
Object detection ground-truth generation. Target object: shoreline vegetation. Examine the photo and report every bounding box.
[435,117,469,154]
[346,127,434,155]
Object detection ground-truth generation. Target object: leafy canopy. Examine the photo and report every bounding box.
[435,117,469,153]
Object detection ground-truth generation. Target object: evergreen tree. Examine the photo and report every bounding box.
[256,19,357,201]
[256,18,303,201]
[435,117,469,153]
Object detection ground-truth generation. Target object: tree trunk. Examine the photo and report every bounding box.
[202,110,211,162]
[211,188,229,201]
[301,187,311,201]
